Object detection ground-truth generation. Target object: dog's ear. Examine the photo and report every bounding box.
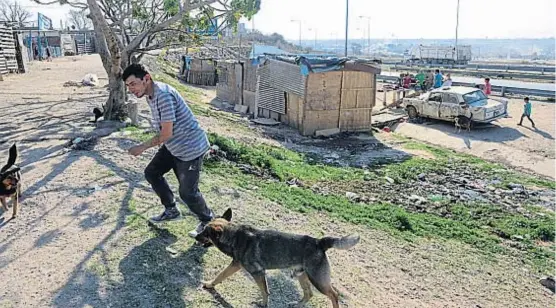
[222,208,232,222]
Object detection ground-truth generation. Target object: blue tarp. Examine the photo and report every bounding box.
[270,55,350,76]
[296,57,349,75]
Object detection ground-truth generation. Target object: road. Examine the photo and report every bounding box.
[390,97,555,179]
[382,71,556,91]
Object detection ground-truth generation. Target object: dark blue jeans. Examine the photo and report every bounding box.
[144,145,213,223]
[519,114,535,126]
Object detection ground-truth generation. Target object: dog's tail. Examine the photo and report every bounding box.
[318,234,360,251]
[1,143,17,173]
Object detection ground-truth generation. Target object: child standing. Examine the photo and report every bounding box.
[484,78,492,95]
[518,97,535,128]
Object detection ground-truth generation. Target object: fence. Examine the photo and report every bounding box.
[376,75,556,98]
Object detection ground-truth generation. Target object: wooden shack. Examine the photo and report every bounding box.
[179,56,218,86]
[215,60,243,105]
[255,56,381,136]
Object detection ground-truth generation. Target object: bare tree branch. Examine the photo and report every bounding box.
[66,8,92,30]
[0,0,33,27]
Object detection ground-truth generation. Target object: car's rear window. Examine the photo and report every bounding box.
[463,90,487,104]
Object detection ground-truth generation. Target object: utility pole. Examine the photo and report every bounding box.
[291,20,302,50]
[455,0,460,62]
[359,16,371,57]
[344,0,349,57]
[331,32,339,55]
[309,28,317,50]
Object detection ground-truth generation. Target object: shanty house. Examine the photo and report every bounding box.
[255,56,381,135]
[179,56,218,86]
[215,44,291,111]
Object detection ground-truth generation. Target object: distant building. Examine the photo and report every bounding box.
[223,22,247,37]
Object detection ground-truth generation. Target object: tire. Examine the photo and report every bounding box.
[406,106,418,119]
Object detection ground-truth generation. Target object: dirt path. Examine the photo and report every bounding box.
[0,55,553,308]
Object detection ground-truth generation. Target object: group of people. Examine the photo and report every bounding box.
[32,44,52,62]
[402,69,452,91]
[402,70,494,96]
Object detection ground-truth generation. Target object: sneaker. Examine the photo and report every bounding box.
[188,222,208,238]
[150,207,181,223]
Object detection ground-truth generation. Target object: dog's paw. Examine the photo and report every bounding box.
[287,301,306,308]
[202,281,215,289]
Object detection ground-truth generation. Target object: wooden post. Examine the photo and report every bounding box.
[501,87,506,97]
[254,74,260,118]
[383,89,387,107]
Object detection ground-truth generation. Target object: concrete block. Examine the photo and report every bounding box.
[315,128,341,137]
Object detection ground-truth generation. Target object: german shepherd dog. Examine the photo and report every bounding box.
[195,208,360,308]
[0,144,22,218]
[454,113,473,133]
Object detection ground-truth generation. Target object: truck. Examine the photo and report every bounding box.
[404,44,472,65]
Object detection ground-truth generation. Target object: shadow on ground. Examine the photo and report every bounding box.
[52,224,209,307]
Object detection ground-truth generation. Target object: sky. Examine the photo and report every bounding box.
[16,0,556,39]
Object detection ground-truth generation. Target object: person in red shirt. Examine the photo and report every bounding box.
[403,73,412,88]
[484,78,492,95]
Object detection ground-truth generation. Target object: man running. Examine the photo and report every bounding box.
[123,63,214,238]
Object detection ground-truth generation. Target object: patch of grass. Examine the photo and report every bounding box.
[121,126,154,142]
[208,133,366,182]
[204,134,555,274]
[155,74,205,104]
[86,259,108,277]
[394,135,555,189]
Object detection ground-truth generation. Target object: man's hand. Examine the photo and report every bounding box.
[128,145,147,156]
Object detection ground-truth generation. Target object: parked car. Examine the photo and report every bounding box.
[402,86,509,123]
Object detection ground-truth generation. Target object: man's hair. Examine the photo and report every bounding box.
[524,97,529,101]
[122,63,150,81]
[435,69,440,73]
[485,78,490,82]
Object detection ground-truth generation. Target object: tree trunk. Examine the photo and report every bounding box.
[104,72,127,120]
[87,0,128,121]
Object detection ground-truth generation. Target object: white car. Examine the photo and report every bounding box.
[402,86,509,123]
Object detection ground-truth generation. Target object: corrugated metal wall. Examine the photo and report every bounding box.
[0,25,17,76]
[257,63,286,114]
[268,59,305,96]
[257,59,306,115]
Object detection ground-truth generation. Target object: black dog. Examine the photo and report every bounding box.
[454,113,473,133]
[0,144,22,218]
[91,107,104,123]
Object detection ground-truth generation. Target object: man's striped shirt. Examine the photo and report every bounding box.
[147,81,209,161]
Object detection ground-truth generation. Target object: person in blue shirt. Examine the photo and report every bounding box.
[433,69,443,88]
[518,97,535,128]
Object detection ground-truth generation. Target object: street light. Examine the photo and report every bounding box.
[308,28,318,50]
[291,19,302,49]
[344,0,349,57]
[358,16,371,57]
[455,0,460,62]
[330,32,339,54]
